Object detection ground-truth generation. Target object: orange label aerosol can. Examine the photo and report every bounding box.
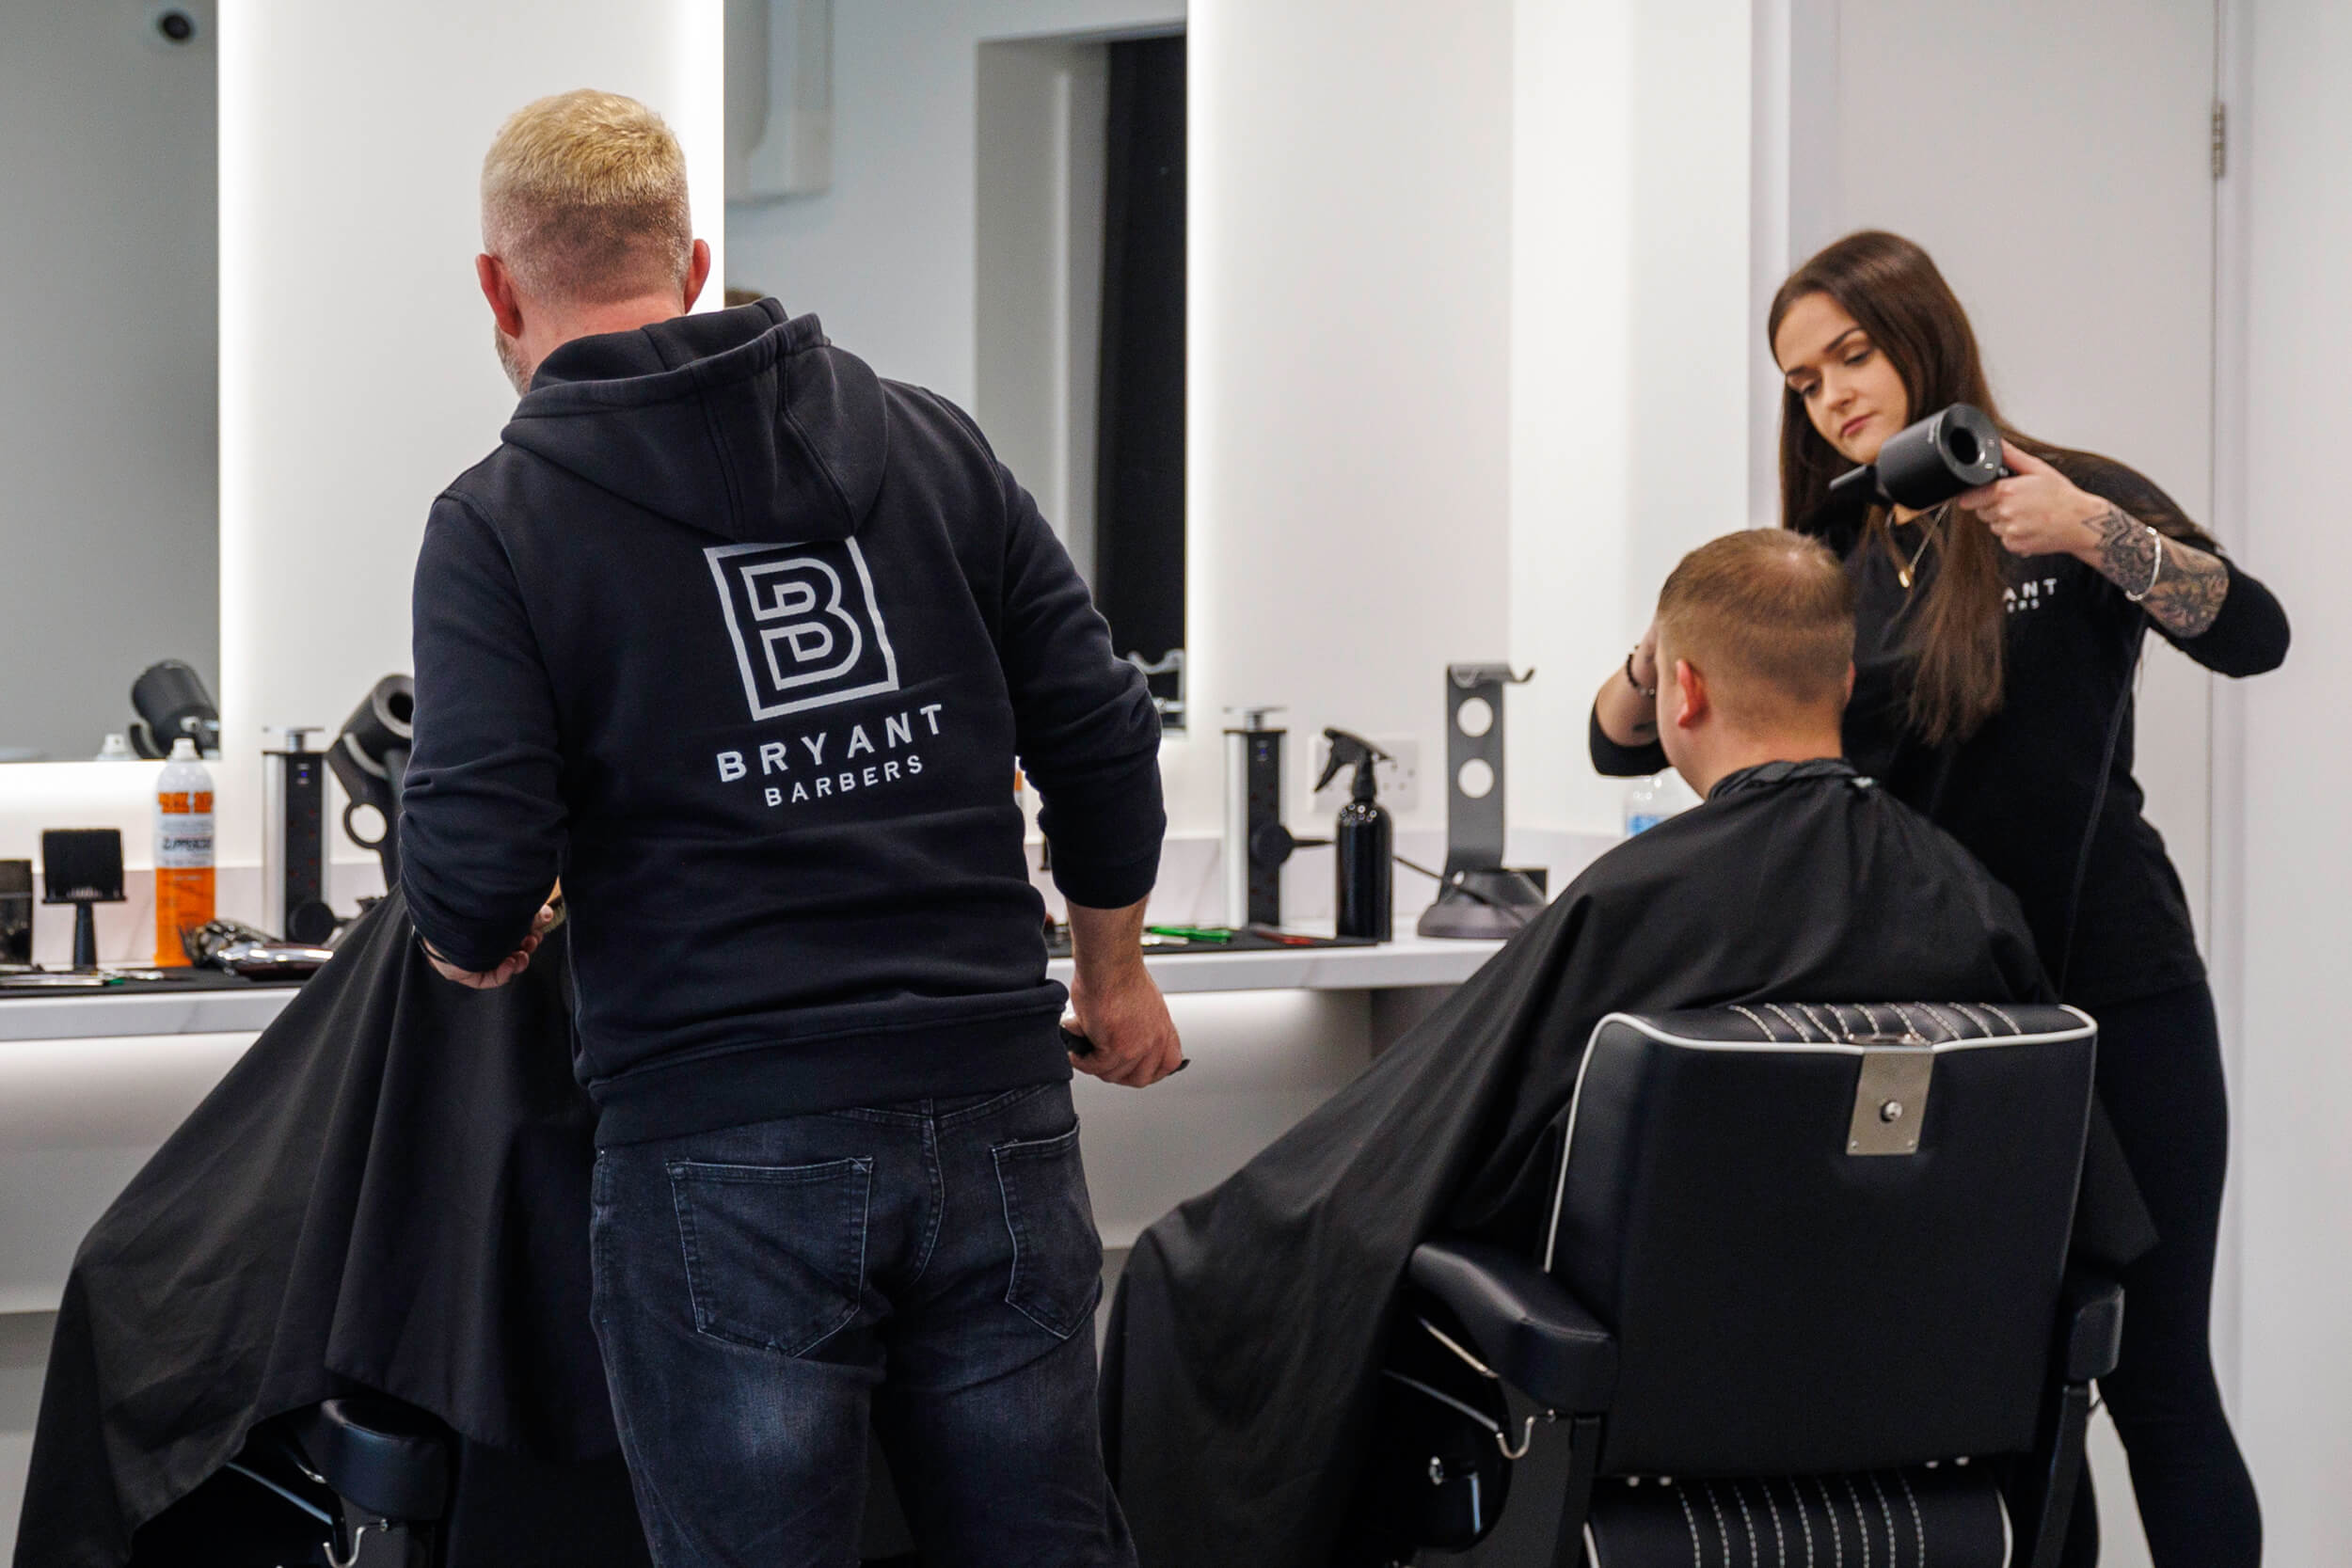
[155,738,215,965]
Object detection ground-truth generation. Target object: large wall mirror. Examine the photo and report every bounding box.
[0,3,217,763]
[724,0,1187,725]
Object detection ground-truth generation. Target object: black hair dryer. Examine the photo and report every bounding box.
[129,660,222,759]
[327,675,414,889]
[1826,402,2009,512]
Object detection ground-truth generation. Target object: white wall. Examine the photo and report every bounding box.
[0,2,216,762]
[1512,0,1754,837]
[211,0,726,879]
[1182,0,1517,844]
[2232,0,2352,1557]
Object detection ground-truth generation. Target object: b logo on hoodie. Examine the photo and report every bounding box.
[707,540,901,721]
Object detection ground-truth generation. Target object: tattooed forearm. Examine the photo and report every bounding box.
[2085,505,2230,637]
[2087,505,2156,587]
[2144,542,2230,637]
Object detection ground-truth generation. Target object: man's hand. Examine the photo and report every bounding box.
[1594,617,1663,748]
[423,903,559,990]
[1063,899,1184,1086]
[1066,964,1184,1086]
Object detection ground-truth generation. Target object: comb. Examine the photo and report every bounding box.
[41,829,125,969]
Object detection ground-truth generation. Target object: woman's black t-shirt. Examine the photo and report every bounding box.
[1592,455,2289,1007]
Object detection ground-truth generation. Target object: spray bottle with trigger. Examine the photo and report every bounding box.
[1318,729,1393,942]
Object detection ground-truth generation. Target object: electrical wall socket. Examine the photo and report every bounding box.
[1309,735,1421,816]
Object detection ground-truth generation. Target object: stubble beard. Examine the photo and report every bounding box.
[494,326,534,396]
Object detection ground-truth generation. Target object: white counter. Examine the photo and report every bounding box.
[0,937,1503,1043]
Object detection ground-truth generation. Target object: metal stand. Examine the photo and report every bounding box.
[1419,665,1548,940]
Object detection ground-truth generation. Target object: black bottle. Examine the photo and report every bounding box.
[1319,729,1393,942]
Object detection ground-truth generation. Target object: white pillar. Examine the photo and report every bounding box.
[216,0,723,883]
[2235,0,2352,1559]
[1180,0,1515,850]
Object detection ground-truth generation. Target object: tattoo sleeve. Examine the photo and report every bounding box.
[2086,505,2230,638]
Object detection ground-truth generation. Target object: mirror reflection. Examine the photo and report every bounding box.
[0,4,217,762]
[723,5,1187,723]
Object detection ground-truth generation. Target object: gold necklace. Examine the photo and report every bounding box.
[1891,510,1939,591]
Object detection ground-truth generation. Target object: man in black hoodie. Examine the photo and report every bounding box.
[401,89,1175,1568]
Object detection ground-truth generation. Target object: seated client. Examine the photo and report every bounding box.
[1101,529,2083,1568]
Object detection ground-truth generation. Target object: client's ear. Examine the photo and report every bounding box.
[682,238,713,311]
[1843,661,1856,704]
[1673,658,1709,730]
[476,254,526,339]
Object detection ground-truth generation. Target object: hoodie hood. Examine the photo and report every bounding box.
[501,300,888,543]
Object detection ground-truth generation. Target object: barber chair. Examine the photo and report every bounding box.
[131,1396,920,1566]
[128,1396,657,1568]
[1359,1003,2121,1568]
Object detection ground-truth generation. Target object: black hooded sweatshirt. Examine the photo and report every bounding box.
[402,302,1164,1145]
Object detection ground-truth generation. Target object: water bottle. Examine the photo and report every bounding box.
[155,738,215,964]
[1624,772,1673,837]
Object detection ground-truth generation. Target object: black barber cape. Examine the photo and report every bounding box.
[1101,760,2150,1568]
[14,893,617,1568]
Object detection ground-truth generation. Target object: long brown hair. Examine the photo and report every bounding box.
[1768,230,2210,745]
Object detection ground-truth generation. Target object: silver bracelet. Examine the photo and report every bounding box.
[2123,526,2165,604]
[1624,648,1657,701]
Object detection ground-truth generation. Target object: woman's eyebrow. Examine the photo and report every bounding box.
[1820,325,1866,357]
[1786,325,1867,384]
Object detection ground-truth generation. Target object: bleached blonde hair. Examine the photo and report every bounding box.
[481,89,691,305]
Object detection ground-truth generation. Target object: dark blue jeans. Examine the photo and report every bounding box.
[590,1081,1136,1568]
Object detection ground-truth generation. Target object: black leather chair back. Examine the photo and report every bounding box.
[1547,1003,2094,1478]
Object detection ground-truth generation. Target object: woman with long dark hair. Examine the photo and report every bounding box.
[1592,230,2285,1566]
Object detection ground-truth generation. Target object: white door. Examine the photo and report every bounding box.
[1783,7,2223,1565]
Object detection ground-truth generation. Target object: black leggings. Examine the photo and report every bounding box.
[2060,980,2261,1567]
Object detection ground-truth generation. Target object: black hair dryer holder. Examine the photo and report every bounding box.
[1418,664,1547,940]
[327,674,415,892]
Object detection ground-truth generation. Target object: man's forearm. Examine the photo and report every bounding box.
[1066,897,1150,983]
[1062,895,1183,1085]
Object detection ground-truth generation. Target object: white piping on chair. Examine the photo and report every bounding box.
[1779,1476,1818,1568]
[1894,1469,1926,1568]
[1842,1473,1872,1568]
[1812,1474,1846,1568]
[1376,1370,1502,1433]
[1867,1471,1899,1567]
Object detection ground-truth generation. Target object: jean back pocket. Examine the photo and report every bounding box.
[991,1127,1104,1339]
[667,1156,872,1357]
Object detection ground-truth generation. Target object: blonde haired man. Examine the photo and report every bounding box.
[403,89,1172,1567]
